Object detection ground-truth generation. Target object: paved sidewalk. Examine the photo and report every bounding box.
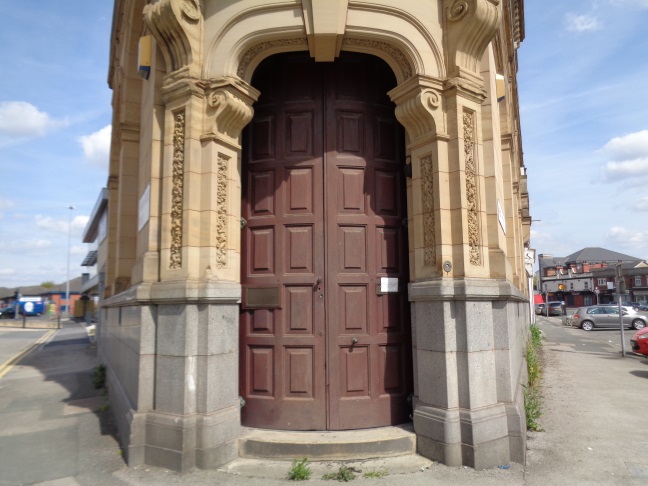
[0,317,647,485]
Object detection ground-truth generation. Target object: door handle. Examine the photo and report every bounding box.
[314,276,322,290]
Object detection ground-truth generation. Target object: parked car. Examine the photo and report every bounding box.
[634,304,648,311]
[534,303,545,315]
[569,305,647,331]
[547,301,565,316]
[0,307,16,319]
[630,327,648,357]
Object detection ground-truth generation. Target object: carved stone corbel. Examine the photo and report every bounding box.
[389,76,447,148]
[203,77,259,149]
[144,0,203,77]
[444,0,500,79]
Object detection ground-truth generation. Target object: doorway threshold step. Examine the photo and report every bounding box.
[239,424,416,461]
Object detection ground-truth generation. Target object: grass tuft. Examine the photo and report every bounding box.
[524,323,543,431]
[287,457,312,481]
[323,465,357,482]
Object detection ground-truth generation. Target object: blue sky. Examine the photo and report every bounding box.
[0,2,113,289]
[518,0,648,263]
[0,1,647,289]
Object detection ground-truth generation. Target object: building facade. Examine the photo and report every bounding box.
[538,248,647,307]
[102,0,531,471]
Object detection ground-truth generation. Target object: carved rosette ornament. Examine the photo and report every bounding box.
[215,154,229,269]
[463,111,481,265]
[170,111,185,269]
[421,155,436,266]
[445,0,500,77]
[144,0,203,75]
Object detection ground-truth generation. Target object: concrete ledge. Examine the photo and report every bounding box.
[409,278,528,302]
[239,425,416,461]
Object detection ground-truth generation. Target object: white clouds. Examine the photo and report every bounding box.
[565,13,601,32]
[78,125,111,169]
[0,238,52,253]
[34,214,90,235]
[0,101,68,141]
[607,226,648,252]
[632,196,648,211]
[600,130,648,182]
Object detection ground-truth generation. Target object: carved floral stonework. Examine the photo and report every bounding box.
[421,155,436,266]
[237,38,307,78]
[343,37,413,79]
[215,154,229,269]
[463,111,481,265]
[170,111,185,269]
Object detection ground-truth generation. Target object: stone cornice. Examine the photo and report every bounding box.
[101,280,242,307]
[144,0,203,77]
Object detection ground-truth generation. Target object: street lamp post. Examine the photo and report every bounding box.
[65,205,75,319]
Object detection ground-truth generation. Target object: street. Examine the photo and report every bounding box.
[539,313,644,358]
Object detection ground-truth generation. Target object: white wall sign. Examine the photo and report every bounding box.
[380,277,399,293]
[138,183,151,231]
[497,200,506,235]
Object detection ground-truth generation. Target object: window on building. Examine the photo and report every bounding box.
[635,276,642,286]
[598,278,606,286]
[584,282,589,289]
[584,295,593,306]
[570,283,574,289]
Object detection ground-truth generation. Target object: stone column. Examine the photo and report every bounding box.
[105,0,258,471]
[389,0,528,469]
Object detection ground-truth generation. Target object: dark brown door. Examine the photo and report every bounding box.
[240,52,411,431]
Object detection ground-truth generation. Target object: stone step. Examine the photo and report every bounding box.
[239,424,417,461]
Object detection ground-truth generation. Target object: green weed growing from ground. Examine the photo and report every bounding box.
[287,458,312,481]
[363,470,386,478]
[91,364,106,390]
[524,323,543,431]
[322,465,357,482]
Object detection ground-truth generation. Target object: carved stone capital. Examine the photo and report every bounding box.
[389,76,447,146]
[444,0,500,78]
[144,0,203,76]
[203,77,259,148]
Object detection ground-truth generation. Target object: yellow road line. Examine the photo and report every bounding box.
[0,330,55,379]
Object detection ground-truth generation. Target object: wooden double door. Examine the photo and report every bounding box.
[240,52,411,430]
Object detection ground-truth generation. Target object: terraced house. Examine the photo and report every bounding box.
[101,0,532,472]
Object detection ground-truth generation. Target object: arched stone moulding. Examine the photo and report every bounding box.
[205,1,445,82]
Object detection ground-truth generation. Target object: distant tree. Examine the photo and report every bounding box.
[40,281,55,288]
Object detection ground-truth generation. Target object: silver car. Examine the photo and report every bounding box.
[569,305,647,331]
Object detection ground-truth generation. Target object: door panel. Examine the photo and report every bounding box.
[241,52,411,431]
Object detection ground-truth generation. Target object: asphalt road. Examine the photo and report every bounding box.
[540,314,643,357]
[0,328,49,377]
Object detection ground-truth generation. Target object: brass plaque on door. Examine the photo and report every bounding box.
[243,286,281,309]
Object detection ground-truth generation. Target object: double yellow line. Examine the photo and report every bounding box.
[0,330,55,380]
